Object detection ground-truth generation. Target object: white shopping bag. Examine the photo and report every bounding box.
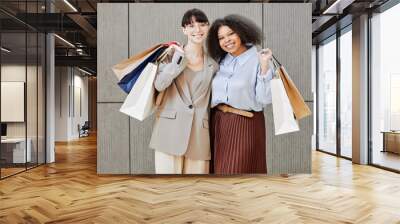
[271,77,300,135]
[120,62,158,121]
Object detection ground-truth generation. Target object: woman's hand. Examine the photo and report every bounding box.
[258,48,272,75]
[163,43,184,64]
[171,43,184,54]
[167,43,184,57]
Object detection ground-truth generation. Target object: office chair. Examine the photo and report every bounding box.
[78,121,90,138]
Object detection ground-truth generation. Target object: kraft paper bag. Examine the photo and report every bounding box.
[272,55,311,120]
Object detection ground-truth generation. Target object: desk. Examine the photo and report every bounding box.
[381,131,400,154]
[1,138,31,163]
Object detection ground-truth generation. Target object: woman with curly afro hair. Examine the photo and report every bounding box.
[207,15,274,174]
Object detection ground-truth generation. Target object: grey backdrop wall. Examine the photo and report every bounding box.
[97,3,312,175]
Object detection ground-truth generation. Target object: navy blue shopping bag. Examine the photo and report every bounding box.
[118,46,167,94]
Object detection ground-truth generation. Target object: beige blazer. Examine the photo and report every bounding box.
[149,50,218,160]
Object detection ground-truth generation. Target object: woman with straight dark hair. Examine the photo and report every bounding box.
[207,15,274,174]
[149,9,218,174]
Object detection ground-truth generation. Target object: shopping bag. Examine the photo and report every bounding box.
[117,46,167,94]
[272,55,311,120]
[119,47,171,121]
[271,74,300,135]
[112,41,179,82]
[119,62,159,121]
[112,45,164,81]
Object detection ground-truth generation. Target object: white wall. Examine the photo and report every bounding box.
[55,67,89,141]
[71,72,89,139]
[1,65,34,138]
[55,66,69,141]
[1,63,46,164]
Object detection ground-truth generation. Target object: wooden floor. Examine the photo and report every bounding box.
[373,150,400,171]
[0,167,26,178]
[1,135,400,224]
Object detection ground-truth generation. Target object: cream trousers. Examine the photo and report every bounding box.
[155,151,209,174]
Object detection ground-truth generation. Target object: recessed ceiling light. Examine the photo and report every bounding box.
[54,34,75,48]
[77,67,93,76]
[63,0,78,12]
[1,47,11,53]
[322,0,354,14]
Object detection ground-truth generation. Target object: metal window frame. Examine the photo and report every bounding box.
[367,0,400,173]
[315,24,353,162]
[0,0,47,180]
[316,0,400,173]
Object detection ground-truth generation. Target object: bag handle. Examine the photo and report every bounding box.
[270,54,281,78]
[156,42,182,64]
[155,47,172,64]
[272,55,281,67]
[154,46,174,106]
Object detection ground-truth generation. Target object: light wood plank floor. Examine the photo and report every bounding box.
[0,167,26,178]
[1,134,400,224]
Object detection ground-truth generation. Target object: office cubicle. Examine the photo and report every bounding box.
[0,1,46,179]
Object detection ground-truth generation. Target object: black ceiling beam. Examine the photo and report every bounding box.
[55,55,96,72]
[312,14,352,44]
[0,7,38,31]
[13,13,83,32]
[312,0,390,44]
[55,47,97,57]
[0,18,28,31]
[86,0,97,12]
[67,14,96,39]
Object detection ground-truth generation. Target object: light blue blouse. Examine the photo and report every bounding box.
[211,45,274,112]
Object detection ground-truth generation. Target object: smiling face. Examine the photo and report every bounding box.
[217,25,246,56]
[183,17,209,44]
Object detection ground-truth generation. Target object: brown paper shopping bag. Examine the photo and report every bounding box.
[272,55,311,120]
[112,44,164,81]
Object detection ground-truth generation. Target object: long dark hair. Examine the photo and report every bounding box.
[181,8,209,27]
[207,14,262,61]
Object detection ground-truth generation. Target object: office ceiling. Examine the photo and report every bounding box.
[0,0,392,75]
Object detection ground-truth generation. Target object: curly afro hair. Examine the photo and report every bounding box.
[207,14,262,61]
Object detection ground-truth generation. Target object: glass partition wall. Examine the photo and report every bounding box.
[0,1,46,179]
[316,0,400,172]
[317,26,353,159]
[317,35,337,155]
[339,27,352,159]
[370,3,400,171]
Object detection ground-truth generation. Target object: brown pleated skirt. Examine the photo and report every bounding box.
[210,108,267,174]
